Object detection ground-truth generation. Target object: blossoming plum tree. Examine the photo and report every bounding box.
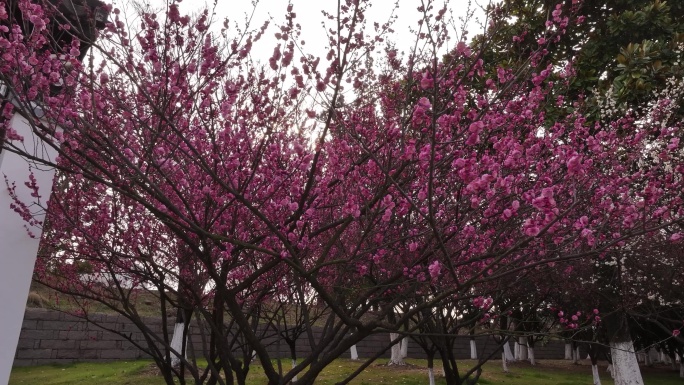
[2,0,684,385]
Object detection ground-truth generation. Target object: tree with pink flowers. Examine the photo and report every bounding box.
[3,0,684,384]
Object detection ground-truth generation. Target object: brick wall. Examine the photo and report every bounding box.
[14,308,566,366]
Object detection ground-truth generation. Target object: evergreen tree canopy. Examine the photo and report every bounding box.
[478,0,684,120]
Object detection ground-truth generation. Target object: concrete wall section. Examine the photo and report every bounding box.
[1,115,58,383]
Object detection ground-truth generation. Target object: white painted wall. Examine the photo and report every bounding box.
[0,113,57,385]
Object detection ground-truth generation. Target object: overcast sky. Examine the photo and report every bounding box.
[138,0,492,63]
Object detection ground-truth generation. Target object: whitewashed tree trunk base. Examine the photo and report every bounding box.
[610,341,645,385]
[504,341,516,362]
[350,345,359,360]
[470,339,478,360]
[502,352,509,373]
[388,333,406,366]
[592,364,602,385]
[528,346,536,365]
[607,364,614,378]
[565,343,573,360]
[292,359,298,382]
[428,367,435,385]
[400,336,408,359]
[169,321,186,367]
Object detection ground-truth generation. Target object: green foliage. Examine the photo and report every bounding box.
[478,0,684,122]
[613,33,684,101]
[74,261,93,274]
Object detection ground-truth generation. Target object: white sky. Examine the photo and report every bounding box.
[137,0,492,64]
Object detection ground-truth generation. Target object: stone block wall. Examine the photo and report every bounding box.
[14,308,566,366]
[14,309,152,366]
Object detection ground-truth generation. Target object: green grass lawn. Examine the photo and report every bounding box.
[9,359,683,385]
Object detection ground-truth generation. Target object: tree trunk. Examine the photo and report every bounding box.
[512,321,519,361]
[661,351,670,365]
[350,344,359,360]
[388,333,406,366]
[573,346,580,364]
[605,309,644,385]
[607,364,614,378]
[528,345,536,365]
[679,360,684,378]
[501,351,509,373]
[349,327,359,360]
[426,351,435,385]
[292,359,298,382]
[170,308,187,368]
[610,340,643,385]
[514,339,520,360]
[565,342,573,360]
[588,345,601,385]
[400,336,409,359]
[470,339,477,360]
[503,340,516,362]
[517,337,528,361]
[592,364,602,385]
